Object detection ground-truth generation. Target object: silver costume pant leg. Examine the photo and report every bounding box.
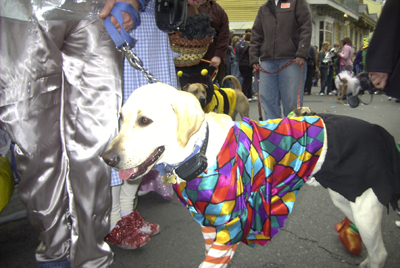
[61,19,122,268]
[0,17,123,267]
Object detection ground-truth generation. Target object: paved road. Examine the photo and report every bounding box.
[1,87,400,268]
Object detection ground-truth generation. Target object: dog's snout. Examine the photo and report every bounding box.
[200,97,207,108]
[102,150,120,167]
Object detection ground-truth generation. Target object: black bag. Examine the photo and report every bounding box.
[155,0,187,32]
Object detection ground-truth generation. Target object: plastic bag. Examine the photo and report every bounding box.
[0,156,14,212]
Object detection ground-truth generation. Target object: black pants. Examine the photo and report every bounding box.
[239,65,253,98]
[304,63,315,94]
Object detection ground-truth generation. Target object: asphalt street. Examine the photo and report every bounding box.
[1,87,400,268]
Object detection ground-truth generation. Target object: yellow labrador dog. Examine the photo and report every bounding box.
[182,75,249,120]
[103,83,400,268]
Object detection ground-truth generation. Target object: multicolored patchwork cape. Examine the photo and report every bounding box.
[173,116,325,247]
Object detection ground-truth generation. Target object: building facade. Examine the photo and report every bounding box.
[218,0,383,51]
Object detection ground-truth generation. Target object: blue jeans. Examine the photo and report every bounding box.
[231,61,244,86]
[355,64,363,75]
[259,59,307,120]
[320,66,333,94]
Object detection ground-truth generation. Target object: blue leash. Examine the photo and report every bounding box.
[103,1,142,48]
[103,1,158,83]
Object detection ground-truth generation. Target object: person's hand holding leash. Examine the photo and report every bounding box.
[209,56,221,68]
[99,0,140,32]
[252,64,260,74]
[369,72,389,89]
[295,57,305,67]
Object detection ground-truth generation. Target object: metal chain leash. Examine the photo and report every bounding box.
[118,42,158,84]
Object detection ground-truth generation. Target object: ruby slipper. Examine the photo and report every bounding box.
[105,224,150,250]
[123,210,161,236]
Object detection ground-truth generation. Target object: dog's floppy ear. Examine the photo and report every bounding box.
[171,91,205,148]
[182,83,190,92]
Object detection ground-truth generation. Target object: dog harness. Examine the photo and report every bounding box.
[173,116,325,247]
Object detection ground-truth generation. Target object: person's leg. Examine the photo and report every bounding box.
[327,66,334,94]
[110,185,122,230]
[106,180,152,250]
[0,18,75,268]
[120,179,142,214]
[279,59,306,117]
[320,67,327,94]
[118,178,160,236]
[259,60,281,120]
[355,64,362,75]
[239,66,253,99]
[62,19,122,267]
[304,64,314,94]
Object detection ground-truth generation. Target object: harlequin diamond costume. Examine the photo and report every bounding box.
[174,116,325,247]
[172,115,400,267]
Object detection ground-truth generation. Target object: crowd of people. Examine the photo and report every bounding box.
[0,0,399,267]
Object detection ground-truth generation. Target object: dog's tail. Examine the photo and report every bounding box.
[221,75,242,91]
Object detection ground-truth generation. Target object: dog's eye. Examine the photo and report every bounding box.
[194,90,198,94]
[139,117,153,126]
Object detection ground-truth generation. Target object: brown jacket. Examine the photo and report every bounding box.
[249,0,312,66]
[187,0,230,62]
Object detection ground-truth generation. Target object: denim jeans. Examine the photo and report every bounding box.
[320,66,333,94]
[231,61,243,86]
[355,64,363,75]
[259,59,307,120]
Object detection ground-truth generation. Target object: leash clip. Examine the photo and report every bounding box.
[118,41,158,84]
[118,41,142,70]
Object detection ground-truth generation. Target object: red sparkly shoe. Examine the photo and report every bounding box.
[123,210,161,236]
[105,223,150,250]
[334,217,362,255]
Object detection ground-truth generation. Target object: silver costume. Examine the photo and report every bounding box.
[0,1,123,267]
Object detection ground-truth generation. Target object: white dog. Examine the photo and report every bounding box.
[103,83,400,268]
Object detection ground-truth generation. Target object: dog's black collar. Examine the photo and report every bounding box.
[174,123,209,182]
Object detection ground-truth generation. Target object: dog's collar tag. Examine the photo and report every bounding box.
[174,123,209,182]
[162,173,177,185]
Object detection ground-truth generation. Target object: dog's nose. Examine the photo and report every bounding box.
[102,150,120,167]
[200,98,207,108]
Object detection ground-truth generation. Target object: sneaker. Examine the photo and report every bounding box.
[332,90,337,94]
[319,92,325,96]
[251,96,258,102]
[328,92,333,96]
